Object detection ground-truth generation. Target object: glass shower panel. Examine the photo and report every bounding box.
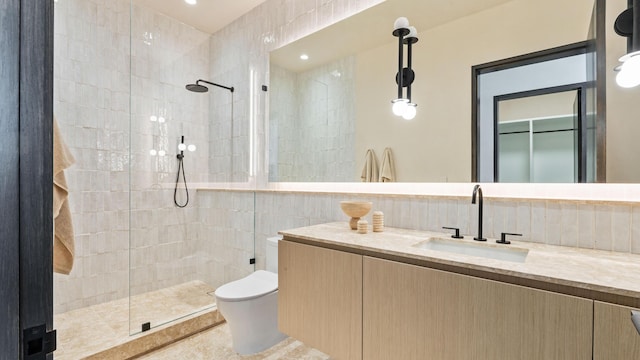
[268,56,355,182]
[128,1,256,335]
[268,64,330,182]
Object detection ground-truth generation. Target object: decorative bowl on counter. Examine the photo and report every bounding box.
[340,201,373,230]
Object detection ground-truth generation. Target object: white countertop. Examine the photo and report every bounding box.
[280,222,640,306]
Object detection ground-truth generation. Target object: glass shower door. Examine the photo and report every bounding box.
[128,0,256,335]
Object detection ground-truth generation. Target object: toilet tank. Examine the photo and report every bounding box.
[266,235,282,273]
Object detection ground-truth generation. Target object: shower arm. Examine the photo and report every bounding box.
[196,79,234,93]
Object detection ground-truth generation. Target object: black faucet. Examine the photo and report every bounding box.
[471,184,486,241]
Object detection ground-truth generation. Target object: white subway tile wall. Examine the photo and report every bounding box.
[54,0,132,313]
[270,57,356,182]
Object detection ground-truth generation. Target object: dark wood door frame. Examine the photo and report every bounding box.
[1,0,54,359]
[1,0,22,355]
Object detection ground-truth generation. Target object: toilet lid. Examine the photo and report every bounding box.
[214,270,278,302]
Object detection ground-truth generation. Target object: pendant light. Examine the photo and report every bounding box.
[614,0,640,88]
[391,17,419,119]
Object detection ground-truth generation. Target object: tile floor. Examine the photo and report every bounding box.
[137,322,330,359]
[54,280,328,359]
[54,281,217,359]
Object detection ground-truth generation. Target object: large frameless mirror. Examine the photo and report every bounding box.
[267,0,634,183]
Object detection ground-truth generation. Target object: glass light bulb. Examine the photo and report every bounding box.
[616,69,636,88]
[150,115,157,122]
[187,144,196,152]
[178,143,187,151]
[149,149,157,156]
[407,26,418,39]
[617,54,640,88]
[185,0,197,4]
[392,99,408,116]
[394,17,409,31]
[402,103,417,120]
[158,150,166,157]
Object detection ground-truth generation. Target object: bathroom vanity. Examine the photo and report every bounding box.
[278,222,640,360]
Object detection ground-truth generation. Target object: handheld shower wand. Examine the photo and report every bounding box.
[174,135,189,208]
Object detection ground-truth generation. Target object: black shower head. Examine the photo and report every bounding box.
[185,79,234,93]
[185,83,208,93]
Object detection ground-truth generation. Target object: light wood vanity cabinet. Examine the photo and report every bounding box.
[278,240,363,360]
[363,257,593,360]
[593,301,640,359]
[278,239,634,360]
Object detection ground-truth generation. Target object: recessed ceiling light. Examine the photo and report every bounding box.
[185,0,197,5]
[300,54,309,60]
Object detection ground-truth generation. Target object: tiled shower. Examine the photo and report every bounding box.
[52,0,256,337]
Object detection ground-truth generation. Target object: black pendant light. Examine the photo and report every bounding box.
[614,0,640,88]
[391,17,419,120]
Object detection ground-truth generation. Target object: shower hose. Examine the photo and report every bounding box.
[174,153,189,208]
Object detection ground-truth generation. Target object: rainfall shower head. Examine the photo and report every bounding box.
[185,83,208,93]
[185,79,234,93]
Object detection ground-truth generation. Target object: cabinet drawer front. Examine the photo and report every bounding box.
[594,301,640,359]
[363,257,592,360]
[279,241,362,360]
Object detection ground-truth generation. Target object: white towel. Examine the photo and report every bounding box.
[360,149,379,182]
[53,117,76,275]
[379,147,396,182]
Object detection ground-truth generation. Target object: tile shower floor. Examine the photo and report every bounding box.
[54,280,218,359]
[138,322,330,359]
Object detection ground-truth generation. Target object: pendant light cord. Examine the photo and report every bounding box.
[174,154,189,208]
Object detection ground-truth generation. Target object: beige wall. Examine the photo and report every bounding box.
[355,0,593,182]
[606,0,640,183]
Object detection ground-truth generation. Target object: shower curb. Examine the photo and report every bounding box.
[84,309,225,360]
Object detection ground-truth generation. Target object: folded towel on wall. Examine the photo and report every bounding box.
[53,117,76,275]
[379,147,396,182]
[360,149,379,182]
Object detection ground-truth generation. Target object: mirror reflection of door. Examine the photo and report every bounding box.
[495,85,592,183]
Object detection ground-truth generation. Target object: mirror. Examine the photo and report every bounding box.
[472,47,598,183]
[496,88,586,183]
[269,0,639,183]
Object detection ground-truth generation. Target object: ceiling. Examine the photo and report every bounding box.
[270,0,515,72]
[135,0,268,34]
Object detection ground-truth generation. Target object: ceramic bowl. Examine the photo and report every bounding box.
[340,201,373,229]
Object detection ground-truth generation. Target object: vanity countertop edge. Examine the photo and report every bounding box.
[279,222,640,308]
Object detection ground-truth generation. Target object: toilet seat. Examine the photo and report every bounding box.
[215,270,278,302]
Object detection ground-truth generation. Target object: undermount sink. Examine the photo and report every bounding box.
[413,237,529,263]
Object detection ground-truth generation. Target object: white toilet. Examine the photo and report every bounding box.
[214,236,286,355]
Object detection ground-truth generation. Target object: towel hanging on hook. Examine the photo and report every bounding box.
[361,149,379,182]
[53,117,76,275]
[380,147,396,182]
